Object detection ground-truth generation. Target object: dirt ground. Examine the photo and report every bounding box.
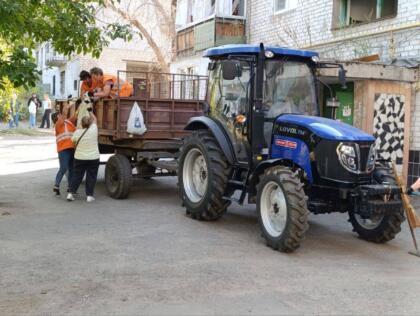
[1,134,420,315]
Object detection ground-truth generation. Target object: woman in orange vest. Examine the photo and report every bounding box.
[52,103,77,196]
[90,67,133,98]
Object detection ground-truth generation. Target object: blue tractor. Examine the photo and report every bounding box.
[178,44,404,252]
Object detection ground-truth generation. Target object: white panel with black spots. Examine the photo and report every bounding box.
[373,93,405,167]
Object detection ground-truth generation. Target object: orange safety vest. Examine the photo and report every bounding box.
[103,74,133,98]
[80,77,101,97]
[55,119,76,152]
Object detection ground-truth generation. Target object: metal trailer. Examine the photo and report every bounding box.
[57,71,207,199]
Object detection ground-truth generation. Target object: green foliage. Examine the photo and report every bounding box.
[0,0,131,89]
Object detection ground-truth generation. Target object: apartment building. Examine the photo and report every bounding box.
[171,0,247,75]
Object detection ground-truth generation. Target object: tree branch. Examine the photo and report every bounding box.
[103,0,169,72]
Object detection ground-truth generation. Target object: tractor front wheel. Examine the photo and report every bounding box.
[349,163,405,243]
[257,166,309,252]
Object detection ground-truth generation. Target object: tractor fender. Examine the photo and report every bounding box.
[248,159,310,203]
[184,116,235,164]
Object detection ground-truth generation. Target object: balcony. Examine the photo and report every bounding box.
[45,53,67,67]
[176,17,246,58]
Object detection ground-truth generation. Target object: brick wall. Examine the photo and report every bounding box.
[247,0,420,61]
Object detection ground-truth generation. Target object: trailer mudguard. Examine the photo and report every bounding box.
[184,116,235,164]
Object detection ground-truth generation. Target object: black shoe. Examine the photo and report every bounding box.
[53,186,61,196]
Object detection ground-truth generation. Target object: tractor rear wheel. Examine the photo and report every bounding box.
[257,166,309,252]
[349,163,405,243]
[178,130,232,221]
[105,154,132,199]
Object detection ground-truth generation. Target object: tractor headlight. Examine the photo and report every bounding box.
[366,144,377,172]
[337,143,357,172]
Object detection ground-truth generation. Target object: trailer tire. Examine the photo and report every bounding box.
[105,154,132,199]
[349,163,405,243]
[257,166,309,253]
[178,130,232,221]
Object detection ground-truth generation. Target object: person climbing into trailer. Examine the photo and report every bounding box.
[79,70,100,97]
[52,103,77,197]
[67,110,100,203]
[90,67,133,98]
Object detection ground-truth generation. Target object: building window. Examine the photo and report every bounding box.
[74,80,78,91]
[176,0,244,29]
[334,0,398,27]
[60,71,65,96]
[52,75,56,96]
[273,0,297,14]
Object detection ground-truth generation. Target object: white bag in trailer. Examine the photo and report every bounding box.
[127,102,147,135]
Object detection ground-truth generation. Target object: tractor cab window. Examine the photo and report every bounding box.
[263,60,318,118]
[207,60,251,161]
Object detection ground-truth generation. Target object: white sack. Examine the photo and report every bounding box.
[127,102,147,135]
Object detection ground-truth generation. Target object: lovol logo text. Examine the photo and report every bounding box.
[278,126,306,136]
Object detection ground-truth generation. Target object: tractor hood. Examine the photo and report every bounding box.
[276,114,375,142]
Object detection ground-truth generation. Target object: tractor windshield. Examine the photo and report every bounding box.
[263,60,318,118]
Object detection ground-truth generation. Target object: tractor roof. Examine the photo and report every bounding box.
[204,44,318,59]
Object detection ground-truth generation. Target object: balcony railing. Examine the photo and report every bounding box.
[46,53,67,67]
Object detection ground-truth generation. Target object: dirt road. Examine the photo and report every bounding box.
[1,135,419,315]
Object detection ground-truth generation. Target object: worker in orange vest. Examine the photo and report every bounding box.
[79,70,101,97]
[90,67,133,98]
[51,103,77,197]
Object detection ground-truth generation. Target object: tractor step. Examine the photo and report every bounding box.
[228,179,246,189]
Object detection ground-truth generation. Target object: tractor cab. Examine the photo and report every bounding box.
[203,44,331,165]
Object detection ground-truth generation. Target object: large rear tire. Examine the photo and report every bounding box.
[349,163,405,243]
[178,130,232,221]
[105,154,132,199]
[257,166,309,252]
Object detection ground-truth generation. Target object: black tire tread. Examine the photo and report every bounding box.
[257,166,309,252]
[105,154,132,199]
[349,163,405,243]
[179,130,231,221]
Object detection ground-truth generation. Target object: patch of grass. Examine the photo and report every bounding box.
[0,128,50,136]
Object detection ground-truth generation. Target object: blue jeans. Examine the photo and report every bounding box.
[14,113,19,127]
[8,117,15,128]
[29,113,36,128]
[55,148,75,188]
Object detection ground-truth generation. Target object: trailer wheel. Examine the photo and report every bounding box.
[105,154,132,199]
[257,166,309,253]
[349,163,405,243]
[178,130,232,221]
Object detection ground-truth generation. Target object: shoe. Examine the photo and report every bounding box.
[86,196,95,203]
[53,186,60,197]
[67,193,75,201]
[67,189,78,195]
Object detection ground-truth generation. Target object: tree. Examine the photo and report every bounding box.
[0,0,130,89]
[102,0,176,73]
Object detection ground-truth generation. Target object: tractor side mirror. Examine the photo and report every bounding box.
[339,68,347,89]
[222,60,239,81]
